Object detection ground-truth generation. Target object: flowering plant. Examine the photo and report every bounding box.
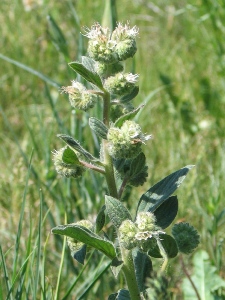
[51,23,200,300]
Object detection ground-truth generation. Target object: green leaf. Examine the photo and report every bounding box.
[105,196,132,229]
[57,134,97,161]
[137,165,194,214]
[108,289,130,300]
[114,105,144,127]
[69,61,104,90]
[95,205,106,233]
[132,248,153,292]
[52,224,116,260]
[127,152,148,186]
[182,250,225,300]
[73,244,87,265]
[62,147,80,164]
[148,234,178,258]
[47,15,69,58]
[111,257,123,278]
[154,196,178,229]
[89,117,108,140]
[81,56,96,73]
[120,86,139,103]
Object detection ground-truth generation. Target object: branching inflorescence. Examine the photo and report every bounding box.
[51,22,200,300]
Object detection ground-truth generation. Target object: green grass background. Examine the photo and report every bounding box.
[0,0,225,299]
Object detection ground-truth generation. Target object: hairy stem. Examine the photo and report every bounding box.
[102,90,118,198]
[121,248,142,300]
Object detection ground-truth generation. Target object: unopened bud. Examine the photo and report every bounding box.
[104,73,138,96]
[118,219,138,250]
[61,81,98,111]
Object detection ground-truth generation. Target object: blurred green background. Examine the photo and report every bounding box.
[0,0,225,299]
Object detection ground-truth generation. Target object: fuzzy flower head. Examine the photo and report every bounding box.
[135,212,157,231]
[111,22,139,61]
[61,81,98,111]
[107,120,151,159]
[67,220,94,253]
[104,72,139,96]
[84,22,139,63]
[52,146,85,178]
[118,219,138,250]
[84,23,117,64]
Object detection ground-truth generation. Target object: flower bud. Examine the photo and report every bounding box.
[107,120,151,159]
[84,23,117,64]
[52,146,85,178]
[111,23,139,61]
[61,81,98,111]
[104,72,138,96]
[118,219,138,250]
[135,212,157,231]
[172,222,200,254]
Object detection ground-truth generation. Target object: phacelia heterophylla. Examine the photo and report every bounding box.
[107,120,151,159]
[61,81,100,111]
[118,212,165,251]
[104,72,139,96]
[52,146,85,178]
[84,22,138,64]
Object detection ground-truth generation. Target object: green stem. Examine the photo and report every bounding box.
[121,248,142,300]
[102,91,118,198]
[156,238,169,273]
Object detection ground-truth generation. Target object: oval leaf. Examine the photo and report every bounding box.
[73,244,87,265]
[120,86,139,103]
[52,224,116,259]
[114,105,144,128]
[57,134,97,161]
[62,147,80,164]
[89,117,108,139]
[69,61,103,90]
[105,196,132,229]
[132,248,153,292]
[154,196,178,229]
[137,165,194,214]
[95,205,106,233]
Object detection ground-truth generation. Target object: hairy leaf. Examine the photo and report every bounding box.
[62,147,80,164]
[95,205,106,233]
[148,234,178,258]
[69,61,103,90]
[52,224,116,259]
[73,244,87,265]
[132,248,153,292]
[57,134,96,161]
[120,86,139,103]
[114,105,144,127]
[105,196,132,229]
[154,196,178,229]
[89,117,108,139]
[137,165,194,214]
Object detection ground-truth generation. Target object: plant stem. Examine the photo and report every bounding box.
[180,255,201,300]
[121,248,142,300]
[157,238,169,273]
[102,90,118,198]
